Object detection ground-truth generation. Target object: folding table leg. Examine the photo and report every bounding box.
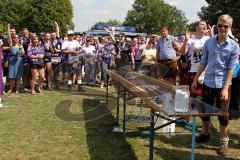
[149,110,155,160]
[191,117,196,160]
[106,75,109,102]
[116,84,120,126]
[123,88,126,133]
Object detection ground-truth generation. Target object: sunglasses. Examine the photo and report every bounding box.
[13,36,19,39]
[217,24,229,29]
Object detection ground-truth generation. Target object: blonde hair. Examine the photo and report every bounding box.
[218,14,233,27]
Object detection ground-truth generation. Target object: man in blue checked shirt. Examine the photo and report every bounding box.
[191,14,240,156]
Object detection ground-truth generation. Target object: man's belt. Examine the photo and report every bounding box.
[158,59,175,63]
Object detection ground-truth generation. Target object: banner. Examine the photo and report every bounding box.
[96,25,136,32]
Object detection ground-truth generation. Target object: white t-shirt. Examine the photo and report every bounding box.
[81,45,96,61]
[187,35,209,72]
[62,40,81,63]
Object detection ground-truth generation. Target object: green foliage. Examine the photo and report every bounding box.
[91,19,122,30]
[0,0,74,35]
[198,0,240,32]
[0,23,6,33]
[188,21,198,32]
[123,0,188,35]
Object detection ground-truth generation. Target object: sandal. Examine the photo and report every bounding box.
[31,91,37,95]
[36,89,42,93]
[7,90,12,94]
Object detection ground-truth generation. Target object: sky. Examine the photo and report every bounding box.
[71,0,208,32]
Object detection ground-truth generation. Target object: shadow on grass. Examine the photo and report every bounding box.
[82,99,138,160]
[153,147,237,160]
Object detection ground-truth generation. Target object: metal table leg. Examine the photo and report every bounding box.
[106,75,109,106]
[149,109,155,160]
[191,117,196,160]
[123,88,126,133]
[116,84,120,125]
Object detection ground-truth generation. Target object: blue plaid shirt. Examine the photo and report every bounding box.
[201,36,240,88]
[156,35,176,60]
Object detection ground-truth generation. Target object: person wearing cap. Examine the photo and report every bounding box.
[150,34,159,49]
[62,30,84,91]
[191,14,240,156]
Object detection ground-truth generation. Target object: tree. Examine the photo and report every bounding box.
[198,0,240,33]
[0,0,74,35]
[188,21,198,32]
[91,20,122,30]
[123,0,188,35]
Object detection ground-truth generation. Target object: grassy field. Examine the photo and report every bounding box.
[0,86,239,160]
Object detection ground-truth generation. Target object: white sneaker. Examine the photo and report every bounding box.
[77,80,82,85]
[112,127,123,133]
[67,80,72,85]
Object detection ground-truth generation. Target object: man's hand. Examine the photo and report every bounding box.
[185,26,191,41]
[72,51,79,55]
[191,80,198,93]
[38,54,44,59]
[7,23,11,29]
[207,24,212,36]
[220,88,229,101]
[104,28,110,34]
[131,64,135,71]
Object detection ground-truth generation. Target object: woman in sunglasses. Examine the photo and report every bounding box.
[192,14,240,156]
[7,24,24,94]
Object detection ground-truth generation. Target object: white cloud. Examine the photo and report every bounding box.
[71,0,95,6]
[72,0,208,31]
[164,0,208,22]
[72,0,134,31]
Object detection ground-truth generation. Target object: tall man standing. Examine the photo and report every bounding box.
[191,15,240,156]
[156,26,180,84]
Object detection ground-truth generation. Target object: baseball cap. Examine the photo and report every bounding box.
[67,30,74,35]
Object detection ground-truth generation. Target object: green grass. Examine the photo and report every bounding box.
[0,87,239,160]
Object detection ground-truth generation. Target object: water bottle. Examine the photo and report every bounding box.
[175,85,189,112]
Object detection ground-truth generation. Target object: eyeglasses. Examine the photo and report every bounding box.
[119,36,124,38]
[13,37,19,39]
[217,24,229,29]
